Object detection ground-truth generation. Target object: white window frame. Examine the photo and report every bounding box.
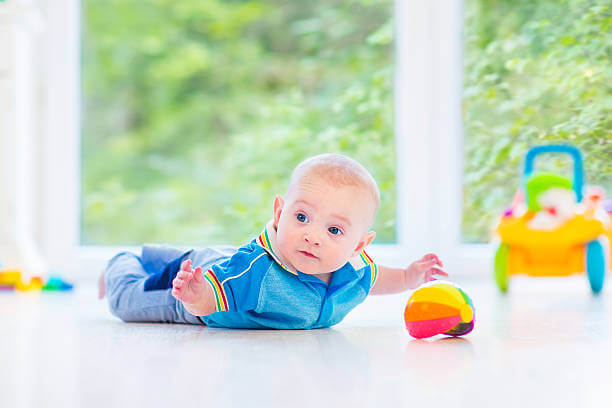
[39,0,493,279]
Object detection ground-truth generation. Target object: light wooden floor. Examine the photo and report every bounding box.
[1,276,611,408]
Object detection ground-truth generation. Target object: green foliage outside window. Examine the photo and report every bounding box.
[463,0,611,242]
[82,0,395,246]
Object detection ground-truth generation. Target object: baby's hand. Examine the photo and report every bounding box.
[171,259,207,306]
[404,253,448,289]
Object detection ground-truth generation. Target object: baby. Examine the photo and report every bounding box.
[99,153,447,329]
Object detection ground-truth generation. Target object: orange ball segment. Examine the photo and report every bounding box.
[404,281,475,339]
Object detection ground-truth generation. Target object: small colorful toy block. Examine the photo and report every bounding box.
[404,281,475,339]
[0,270,73,292]
[0,270,22,287]
[43,276,74,291]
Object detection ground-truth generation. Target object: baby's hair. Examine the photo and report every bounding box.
[287,153,380,225]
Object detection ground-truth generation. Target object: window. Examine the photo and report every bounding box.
[462,0,612,243]
[81,0,395,246]
[42,2,489,276]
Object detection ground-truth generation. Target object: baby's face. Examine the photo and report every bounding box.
[274,176,375,276]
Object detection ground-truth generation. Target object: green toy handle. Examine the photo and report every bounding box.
[523,144,584,203]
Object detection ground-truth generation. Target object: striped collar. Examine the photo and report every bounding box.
[349,249,378,288]
[256,220,298,275]
[255,220,376,283]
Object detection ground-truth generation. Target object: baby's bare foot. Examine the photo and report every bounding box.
[97,273,106,299]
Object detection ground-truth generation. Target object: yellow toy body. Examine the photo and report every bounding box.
[497,212,611,278]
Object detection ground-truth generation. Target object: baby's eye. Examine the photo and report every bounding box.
[296,213,308,223]
[328,227,342,235]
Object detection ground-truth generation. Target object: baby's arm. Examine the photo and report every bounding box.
[369,253,448,295]
[172,259,218,316]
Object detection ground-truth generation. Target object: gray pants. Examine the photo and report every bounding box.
[103,245,236,324]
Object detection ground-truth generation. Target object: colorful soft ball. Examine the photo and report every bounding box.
[404,281,475,339]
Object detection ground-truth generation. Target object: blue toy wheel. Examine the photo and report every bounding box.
[586,239,606,294]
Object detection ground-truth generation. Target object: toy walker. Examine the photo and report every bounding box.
[494,145,611,293]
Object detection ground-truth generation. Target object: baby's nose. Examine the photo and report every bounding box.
[304,231,321,246]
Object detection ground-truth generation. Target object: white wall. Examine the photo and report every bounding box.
[0,1,45,277]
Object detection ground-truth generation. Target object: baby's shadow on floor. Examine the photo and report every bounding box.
[203,327,372,405]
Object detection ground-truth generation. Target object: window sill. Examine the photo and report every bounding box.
[63,242,494,281]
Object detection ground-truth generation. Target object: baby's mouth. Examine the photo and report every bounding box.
[299,250,318,259]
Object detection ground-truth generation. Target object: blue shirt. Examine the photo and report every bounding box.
[200,221,378,329]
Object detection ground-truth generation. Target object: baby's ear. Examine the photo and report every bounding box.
[352,231,376,257]
[273,195,284,228]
